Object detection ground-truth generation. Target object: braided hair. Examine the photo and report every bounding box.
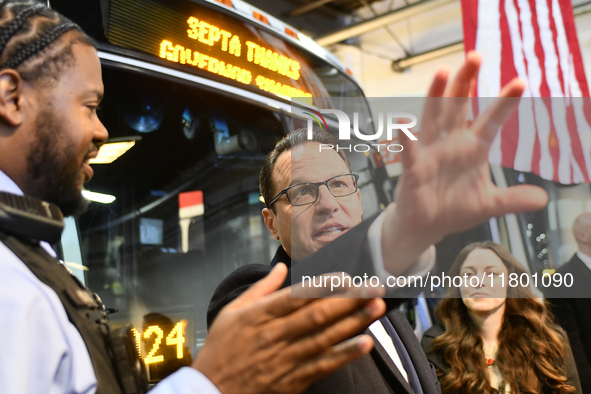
[0,1,95,86]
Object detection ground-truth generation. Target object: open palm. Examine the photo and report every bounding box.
[382,53,548,275]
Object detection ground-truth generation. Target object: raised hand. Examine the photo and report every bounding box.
[381,52,548,275]
[193,263,386,394]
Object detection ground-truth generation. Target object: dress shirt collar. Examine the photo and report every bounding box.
[0,169,23,195]
[576,251,591,272]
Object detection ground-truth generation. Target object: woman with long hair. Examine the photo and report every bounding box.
[421,241,581,394]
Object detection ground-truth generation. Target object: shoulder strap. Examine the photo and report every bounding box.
[0,231,125,394]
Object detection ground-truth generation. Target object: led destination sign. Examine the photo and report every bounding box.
[105,0,326,99]
[131,321,186,365]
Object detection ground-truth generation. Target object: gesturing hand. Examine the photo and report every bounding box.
[382,52,548,275]
[193,263,385,394]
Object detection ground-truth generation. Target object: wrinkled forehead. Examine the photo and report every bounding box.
[289,143,350,182]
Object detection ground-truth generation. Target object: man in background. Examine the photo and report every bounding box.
[547,212,591,393]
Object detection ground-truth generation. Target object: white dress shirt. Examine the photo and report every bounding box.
[0,170,220,394]
[365,211,436,384]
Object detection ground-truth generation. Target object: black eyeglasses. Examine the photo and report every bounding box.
[269,174,359,207]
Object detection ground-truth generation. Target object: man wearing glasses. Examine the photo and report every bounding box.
[210,128,440,394]
[208,54,549,394]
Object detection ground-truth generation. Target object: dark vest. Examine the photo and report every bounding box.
[0,231,125,394]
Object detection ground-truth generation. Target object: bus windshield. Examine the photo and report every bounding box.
[52,0,381,383]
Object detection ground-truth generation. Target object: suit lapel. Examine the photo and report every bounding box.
[572,256,591,291]
[367,328,415,394]
[276,244,440,393]
[386,310,440,394]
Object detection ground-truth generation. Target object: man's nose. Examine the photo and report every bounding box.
[314,185,340,214]
[94,118,109,145]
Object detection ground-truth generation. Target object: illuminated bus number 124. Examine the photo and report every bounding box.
[131,322,186,364]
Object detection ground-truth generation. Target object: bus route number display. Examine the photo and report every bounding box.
[131,321,186,365]
[105,0,316,99]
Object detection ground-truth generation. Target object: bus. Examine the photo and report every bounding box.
[50,0,386,382]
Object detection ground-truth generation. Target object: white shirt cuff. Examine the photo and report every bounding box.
[367,211,436,283]
[150,367,222,394]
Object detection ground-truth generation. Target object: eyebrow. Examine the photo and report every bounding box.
[82,89,103,102]
[289,174,344,186]
[289,178,308,186]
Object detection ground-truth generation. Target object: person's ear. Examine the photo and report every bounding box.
[262,207,280,240]
[0,69,24,127]
[576,229,589,244]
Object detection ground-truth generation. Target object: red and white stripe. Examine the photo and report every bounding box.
[461,0,591,184]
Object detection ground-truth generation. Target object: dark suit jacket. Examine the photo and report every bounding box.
[208,218,441,394]
[546,254,591,394]
[420,322,582,394]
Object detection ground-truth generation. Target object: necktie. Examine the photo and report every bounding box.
[379,316,424,394]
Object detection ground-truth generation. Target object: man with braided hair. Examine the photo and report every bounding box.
[0,2,388,393]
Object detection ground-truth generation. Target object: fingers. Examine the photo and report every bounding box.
[330,333,374,355]
[285,334,375,392]
[471,78,525,146]
[275,296,385,345]
[445,51,481,97]
[287,298,384,362]
[230,263,288,308]
[421,68,450,144]
[491,185,549,217]
[498,77,527,98]
[427,68,450,98]
[399,134,417,171]
[259,271,385,319]
[253,285,319,321]
[442,52,481,131]
[421,52,481,145]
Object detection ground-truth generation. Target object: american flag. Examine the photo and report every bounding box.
[461,0,591,184]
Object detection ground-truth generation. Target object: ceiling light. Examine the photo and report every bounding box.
[90,140,137,164]
[82,190,116,204]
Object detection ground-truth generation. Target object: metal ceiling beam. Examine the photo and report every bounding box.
[391,40,463,72]
[358,0,411,55]
[315,0,455,46]
[285,0,338,17]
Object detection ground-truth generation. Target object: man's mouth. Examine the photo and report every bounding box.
[82,149,99,182]
[83,161,94,183]
[314,226,348,238]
